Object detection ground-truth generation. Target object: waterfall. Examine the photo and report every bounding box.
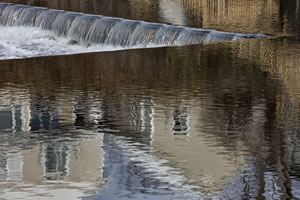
[0,3,267,47]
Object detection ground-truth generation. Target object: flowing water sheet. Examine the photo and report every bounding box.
[0,2,266,59]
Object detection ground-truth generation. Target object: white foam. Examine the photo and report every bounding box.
[0,26,126,60]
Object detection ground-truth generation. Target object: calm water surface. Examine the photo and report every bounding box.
[0,0,300,199]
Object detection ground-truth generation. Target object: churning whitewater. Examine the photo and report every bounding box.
[0,26,125,59]
[0,2,267,59]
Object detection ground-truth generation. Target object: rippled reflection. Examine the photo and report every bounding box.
[0,0,300,199]
[0,36,299,198]
[0,86,105,199]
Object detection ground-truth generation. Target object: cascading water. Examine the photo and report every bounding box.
[0,2,266,47]
[0,2,267,59]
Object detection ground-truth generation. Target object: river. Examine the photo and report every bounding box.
[0,0,299,199]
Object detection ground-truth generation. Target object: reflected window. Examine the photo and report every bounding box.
[172,109,190,135]
[0,109,12,131]
[30,102,60,130]
[0,105,24,132]
[74,102,87,127]
[42,144,70,179]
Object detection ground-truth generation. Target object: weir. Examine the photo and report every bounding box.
[0,2,266,47]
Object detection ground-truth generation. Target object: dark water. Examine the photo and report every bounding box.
[0,0,300,199]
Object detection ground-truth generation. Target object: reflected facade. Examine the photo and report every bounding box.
[0,0,300,199]
[0,87,104,199]
[0,37,299,197]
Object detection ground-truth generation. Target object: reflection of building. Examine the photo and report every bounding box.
[103,96,155,144]
[172,108,189,135]
[0,4,299,195]
[30,100,60,131]
[102,93,265,194]
[158,0,187,26]
[0,88,31,132]
[0,87,105,199]
[159,0,281,34]
[0,133,104,199]
[42,143,70,179]
[150,100,249,193]
[200,0,280,33]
